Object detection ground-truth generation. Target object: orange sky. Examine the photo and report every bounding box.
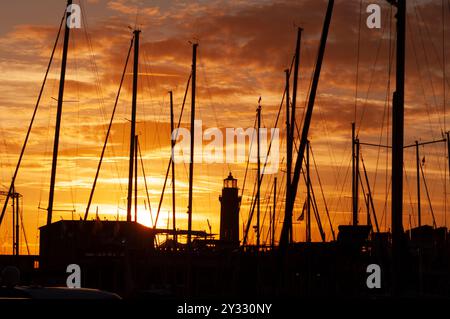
[0,0,448,254]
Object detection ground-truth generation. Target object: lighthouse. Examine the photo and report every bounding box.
[219,173,241,247]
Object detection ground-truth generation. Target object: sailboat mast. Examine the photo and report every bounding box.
[352,122,356,225]
[169,91,177,243]
[272,177,277,248]
[284,28,302,245]
[352,122,360,226]
[447,131,450,182]
[187,43,198,248]
[390,0,406,294]
[47,0,72,225]
[127,30,140,222]
[280,0,334,248]
[134,135,138,222]
[306,140,311,243]
[256,101,262,249]
[12,186,16,254]
[415,141,422,227]
[15,193,19,255]
[284,69,292,243]
[290,27,302,159]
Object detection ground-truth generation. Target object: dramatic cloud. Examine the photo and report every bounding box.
[0,0,448,252]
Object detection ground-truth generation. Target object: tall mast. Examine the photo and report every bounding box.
[290,27,302,159]
[256,101,262,249]
[352,122,360,225]
[390,0,406,294]
[12,187,17,255]
[134,135,138,222]
[352,122,356,225]
[366,193,371,227]
[47,0,72,225]
[306,140,311,243]
[280,0,334,248]
[127,30,140,222]
[12,187,15,253]
[290,28,303,138]
[169,91,177,243]
[447,131,450,228]
[15,193,19,255]
[284,69,291,243]
[272,177,277,248]
[187,43,198,248]
[447,131,450,182]
[290,28,302,242]
[284,28,302,245]
[415,141,421,227]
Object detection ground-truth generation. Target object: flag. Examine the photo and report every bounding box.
[298,201,307,221]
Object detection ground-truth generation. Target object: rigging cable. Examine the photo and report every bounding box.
[138,137,153,226]
[0,12,65,228]
[354,0,363,124]
[404,157,417,227]
[420,161,437,228]
[80,0,126,214]
[413,0,444,135]
[310,144,335,240]
[153,74,192,228]
[84,36,134,220]
[243,54,295,245]
[19,198,30,255]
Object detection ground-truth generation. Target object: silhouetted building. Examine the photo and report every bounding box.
[219,173,241,247]
[39,220,155,267]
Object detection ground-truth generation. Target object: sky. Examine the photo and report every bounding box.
[0,0,448,254]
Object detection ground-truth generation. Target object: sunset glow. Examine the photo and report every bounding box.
[0,0,448,255]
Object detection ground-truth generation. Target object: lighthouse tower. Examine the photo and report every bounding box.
[219,173,241,247]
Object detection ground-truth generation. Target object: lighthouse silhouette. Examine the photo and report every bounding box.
[219,172,241,247]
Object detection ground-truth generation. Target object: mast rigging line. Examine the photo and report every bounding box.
[354,0,363,124]
[407,14,440,140]
[354,5,393,207]
[280,0,334,248]
[47,0,73,226]
[153,73,192,228]
[359,138,446,149]
[19,202,30,255]
[138,137,153,226]
[404,165,417,227]
[242,54,295,245]
[289,135,329,242]
[412,0,445,135]
[238,116,257,231]
[79,0,126,201]
[0,11,65,228]
[263,171,287,246]
[356,6,391,138]
[310,144,335,240]
[360,154,380,232]
[291,129,333,241]
[299,159,325,242]
[84,35,134,220]
[420,162,437,228]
